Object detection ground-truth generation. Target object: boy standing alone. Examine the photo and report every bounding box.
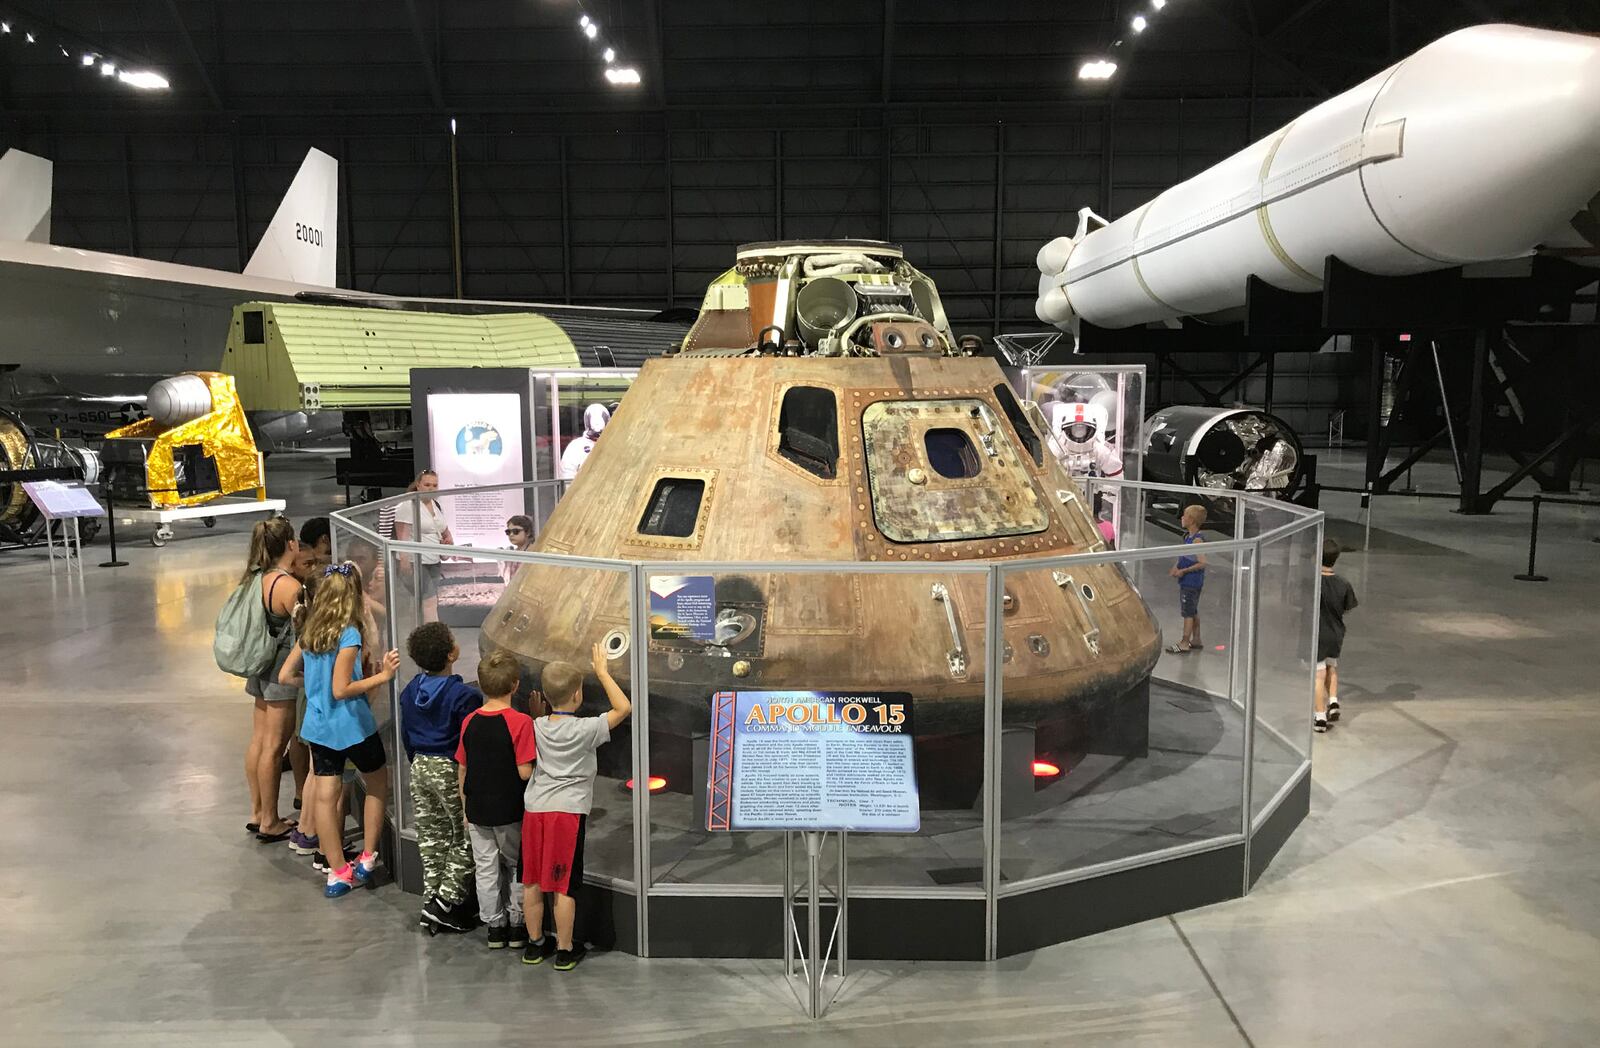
[456,651,537,950]
[1316,540,1359,733]
[1168,504,1208,654]
[521,644,632,971]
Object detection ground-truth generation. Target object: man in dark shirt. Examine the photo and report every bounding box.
[456,651,536,949]
[1316,540,1359,733]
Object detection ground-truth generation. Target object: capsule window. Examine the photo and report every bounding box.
[638,477,705,537]
[993,383,1042,466]
[924,428,982,479]
[777,386,839,479]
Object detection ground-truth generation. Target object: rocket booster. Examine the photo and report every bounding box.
[1035,24,1600,334]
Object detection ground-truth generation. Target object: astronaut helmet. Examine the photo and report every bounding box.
[1048,400,1108,451]
[582,403,611,439]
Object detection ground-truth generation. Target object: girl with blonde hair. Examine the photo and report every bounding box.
[279,561,400,897]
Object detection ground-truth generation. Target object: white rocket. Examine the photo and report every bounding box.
[1035,24,1600,334]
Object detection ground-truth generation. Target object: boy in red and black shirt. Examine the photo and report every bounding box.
[455,651,536,951]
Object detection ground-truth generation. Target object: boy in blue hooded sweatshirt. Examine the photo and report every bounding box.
[400,621,482,932]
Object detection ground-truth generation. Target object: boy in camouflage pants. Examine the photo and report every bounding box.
[400,622,482,931]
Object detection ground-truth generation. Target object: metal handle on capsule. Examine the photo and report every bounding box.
[930,582,968,678]
[1052,571,1101,656]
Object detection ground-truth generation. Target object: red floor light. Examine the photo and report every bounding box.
[1032,760,1061,778]
[626,776,668,792]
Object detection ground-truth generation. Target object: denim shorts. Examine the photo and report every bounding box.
[1179,586,1201,619]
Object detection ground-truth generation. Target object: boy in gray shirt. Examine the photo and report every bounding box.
[520,643,631,971]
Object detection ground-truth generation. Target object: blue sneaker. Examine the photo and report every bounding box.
[351,851,379,886]
[324,865,357,898]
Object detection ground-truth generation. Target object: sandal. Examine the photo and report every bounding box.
[245,822,260,834]
[255,820,298,843]
[1165,643,1194,655]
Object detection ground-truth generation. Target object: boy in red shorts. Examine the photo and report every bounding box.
[521,643,631,970]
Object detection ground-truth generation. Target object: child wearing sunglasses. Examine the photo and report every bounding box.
[501,515,535,581]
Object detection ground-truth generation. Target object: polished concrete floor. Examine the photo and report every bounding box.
[3,449,1599,1045]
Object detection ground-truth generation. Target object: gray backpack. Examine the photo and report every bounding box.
[214,571,284,678]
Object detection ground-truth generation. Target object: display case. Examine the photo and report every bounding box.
[528,367,639,484]
[332,471,1320,961]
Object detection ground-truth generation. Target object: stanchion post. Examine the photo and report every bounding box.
[1514,493,1549,582]
[1361,486,1373,553]
[99,480,128,568]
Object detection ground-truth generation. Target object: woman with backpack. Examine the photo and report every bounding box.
[234,516,304,841]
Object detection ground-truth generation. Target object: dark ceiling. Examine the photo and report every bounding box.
[1,0,1592,125]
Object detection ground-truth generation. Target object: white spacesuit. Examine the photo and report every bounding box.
[559,403,611,480]
[1046,400,1122,479]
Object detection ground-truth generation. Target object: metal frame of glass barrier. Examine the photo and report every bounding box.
[331,473,1321,961]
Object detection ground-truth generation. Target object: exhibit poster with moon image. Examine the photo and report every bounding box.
[425,392,527,550]
[706,691,920,833]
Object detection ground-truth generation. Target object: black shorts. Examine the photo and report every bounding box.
[309,732,387,777]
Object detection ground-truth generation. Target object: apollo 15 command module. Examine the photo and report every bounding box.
[483,240,1162,797]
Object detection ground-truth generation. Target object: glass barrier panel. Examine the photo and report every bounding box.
[1250,521,1320,825]
[424,484,537,557]
[331,497,387,536]
[405,544,637,888]
[1237,496,1302,541]
[535,370,640,483]
[1086,477,1154,554]
[382,541,423,838]
[643,566,988,892]
[998,543,1246,887]
[316,519,405,839]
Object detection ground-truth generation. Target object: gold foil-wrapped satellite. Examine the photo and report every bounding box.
[106,372,264,507]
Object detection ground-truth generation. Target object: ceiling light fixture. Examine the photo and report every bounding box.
[605,66,641,85]
[1,22,10,34]
[100,61,116,77]
[23,31,33,43]
[1079,59,1118,80]
[584,23,598,39]
[1152,0,1167,8]
[603,47,615,63]
[1132,15,1148,32]
[82,53,95,66]
[117,69,169,90]
[579,15,590,28]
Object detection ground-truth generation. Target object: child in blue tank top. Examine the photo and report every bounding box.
[280,561,400,898]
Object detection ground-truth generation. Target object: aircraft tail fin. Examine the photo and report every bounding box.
[0,149,53,244]
[243,148,339,287]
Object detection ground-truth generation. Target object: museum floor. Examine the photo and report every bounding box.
[3,449,1598,1046]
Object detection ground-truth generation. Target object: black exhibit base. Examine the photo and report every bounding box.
[387,767,1308,961]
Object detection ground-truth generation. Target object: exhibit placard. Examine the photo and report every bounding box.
[648,575,715,643]
[424,392,526,550]
[706,690,919,833]
[21,481,106,520]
